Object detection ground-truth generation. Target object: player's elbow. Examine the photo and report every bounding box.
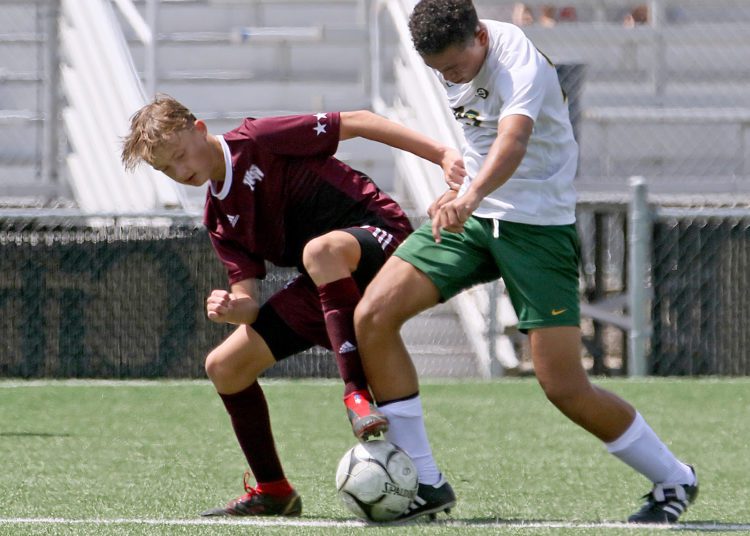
[339,110,378,140]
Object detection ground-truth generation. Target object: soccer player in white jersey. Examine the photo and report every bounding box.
[355,0,698,524]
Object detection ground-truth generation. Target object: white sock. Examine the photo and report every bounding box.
[379,395,442,486]
[606,412,695,485]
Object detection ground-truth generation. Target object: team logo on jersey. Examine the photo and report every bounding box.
[227,214,240,227]
[243,164,264,191]
[476,88,489,99]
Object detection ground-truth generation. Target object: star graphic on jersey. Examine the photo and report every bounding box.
[314,112,327,120]
[313,122,327,135]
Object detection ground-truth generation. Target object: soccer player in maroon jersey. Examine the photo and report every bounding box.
[121,94,465,517]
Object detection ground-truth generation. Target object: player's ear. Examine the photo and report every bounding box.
[194,119,208,136]
[475,24,489,46]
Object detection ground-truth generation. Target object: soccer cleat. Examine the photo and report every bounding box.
[395,475,456,522]
[345,390,389,441]
[628,466,699,524]
[200,472,302,517]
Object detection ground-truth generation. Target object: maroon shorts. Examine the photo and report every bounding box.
[252,225,407,360]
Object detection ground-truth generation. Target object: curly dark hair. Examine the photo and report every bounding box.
[408,0,479,56]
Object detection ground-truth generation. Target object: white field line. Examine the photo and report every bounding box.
[0,518,748,532]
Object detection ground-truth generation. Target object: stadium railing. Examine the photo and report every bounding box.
[59,0,191,212]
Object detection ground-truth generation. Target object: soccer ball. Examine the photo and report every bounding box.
[335,440,418,522]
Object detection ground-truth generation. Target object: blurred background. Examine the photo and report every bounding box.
[2,0,750,380]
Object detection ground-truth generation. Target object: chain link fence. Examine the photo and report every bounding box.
[0,215,336,379]
[651,210,750,375]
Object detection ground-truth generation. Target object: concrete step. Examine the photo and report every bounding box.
[159,78,369,113]
[0,4,38,34]
[129,0,365,33]
[0,165,66,200]
[129,38,367,81]
[0,38,42,73]
[0,79,42,110]
[0,115,41,157]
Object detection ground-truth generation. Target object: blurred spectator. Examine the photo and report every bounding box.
[539,5,558,27]
[512,2,535,26]
[558,6,578,22]
[512,3,577,27]
[623,4,649,27]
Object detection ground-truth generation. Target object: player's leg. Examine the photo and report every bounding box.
[201,305,312,517]
[356,219,498,520]
[530,327,698,523]
[496,220,696,524]
[302,227,393,439]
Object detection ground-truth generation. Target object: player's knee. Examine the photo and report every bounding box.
[205,348,254,385]
[302,236,337,270]
[538,376,591,412]
[204,349,225,382]
[355,293,396,333]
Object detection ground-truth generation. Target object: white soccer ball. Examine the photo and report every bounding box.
[335,440,418,522]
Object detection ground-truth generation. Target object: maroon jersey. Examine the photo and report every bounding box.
[203,112,413,285]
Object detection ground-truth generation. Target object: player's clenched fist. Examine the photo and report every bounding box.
[206,289,234,322]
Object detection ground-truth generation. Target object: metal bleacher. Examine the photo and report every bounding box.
[120,0,394,208]
[490,1,750,195]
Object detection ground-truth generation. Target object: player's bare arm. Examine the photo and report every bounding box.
[206,278,261,325]
[431,114,533,242]
[339,110,466,189]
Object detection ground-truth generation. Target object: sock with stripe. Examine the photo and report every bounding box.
[318,277,368,397]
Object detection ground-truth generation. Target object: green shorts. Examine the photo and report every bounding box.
[394,216,581,331]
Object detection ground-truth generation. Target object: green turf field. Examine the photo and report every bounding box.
[0,378,748,535]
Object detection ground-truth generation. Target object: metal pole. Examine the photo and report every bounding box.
[41,0,61,190]
[627,176,650,376]
[144,0,158,98]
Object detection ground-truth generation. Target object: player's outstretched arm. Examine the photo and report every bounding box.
[339,110,465,189]
[206,278,261,325]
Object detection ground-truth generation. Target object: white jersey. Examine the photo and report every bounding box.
[442,20,578,225]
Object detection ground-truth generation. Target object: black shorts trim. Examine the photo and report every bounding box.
[252,304,313,361]
[255,227,389,361]
[343,226,387,291]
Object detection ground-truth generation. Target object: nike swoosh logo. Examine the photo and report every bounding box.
[551,308,568,316]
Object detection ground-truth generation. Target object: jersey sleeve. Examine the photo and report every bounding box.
[248,112,341,158]
[208,230,267,284]
[496,28,547,123]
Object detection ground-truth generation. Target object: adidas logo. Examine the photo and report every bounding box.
[339,341,357,353]
[227,214,240,227]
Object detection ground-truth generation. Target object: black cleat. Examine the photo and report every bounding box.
[201,472,302,517]
[395,475,456,522]
[628,466,699,524]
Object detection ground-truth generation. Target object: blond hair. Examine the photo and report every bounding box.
[121,93,196,171]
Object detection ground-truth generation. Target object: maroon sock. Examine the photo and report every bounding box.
[318,277,368,396]
[219,382,286,485]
